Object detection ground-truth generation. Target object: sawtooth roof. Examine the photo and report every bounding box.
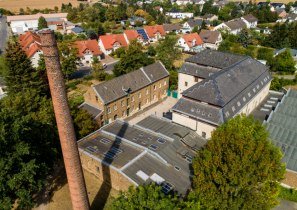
[93,61,169,104]
[265,89,297,173]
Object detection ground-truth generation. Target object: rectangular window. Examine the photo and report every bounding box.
[121,100,125,107]
[139,93,141,98]
[95,96,98,101]
[146,88,149,95]
[96,166,100,173]
[159,83,162,88]
[164,80,167,85]
[146,98,149,104]
[248,92,251,97]
[107,107,111,113]
[114,104,117,111]
[132,96,135,102]
[237,101,241,107]
[185,81,188,87]
[243,97,246,102]
[194,77,199,82]
[154,85,156,90]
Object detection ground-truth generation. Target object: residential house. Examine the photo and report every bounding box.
[254,27,272,34]
[123,30,144,44]
[192,0,205,9]
[274,48,297,68]
[285,13,297,23]
[199,30,222,50]
[291,6,297,14]
[74,40,104,66]
[175,50,271,138]
[128,16,146,26]
[7,13,68,34]
[163,24,182,34]
[71,26,85,35]
[202,14,219,22]
[276,9,287,18]
[182,19,210,33]
[78,116,206,196]
[98,34,128,55]
[144,25,166,42]
[212,0,228,10]
[257,2,270,8]
[83,61,169,126]
[19,31,42,67]
[166,11,194,19]
[241,14,258,28]
[177,33,204,52]
[264,89,297,189]
[270,3,286,11]
[176,0,192,5]
[214,19,246,35]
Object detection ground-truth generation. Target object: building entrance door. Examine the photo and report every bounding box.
[127,108,130,116]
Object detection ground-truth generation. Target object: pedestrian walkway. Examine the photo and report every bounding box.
[127,97,178,125]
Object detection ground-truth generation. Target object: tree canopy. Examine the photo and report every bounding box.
[38,16,48,30]
[192,115,285,210]
[269,49,296,73]
[4,41,47,96]
[113,40,154,77]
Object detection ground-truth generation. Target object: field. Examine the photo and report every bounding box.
[0,0,82,12]
[230,0,295,3]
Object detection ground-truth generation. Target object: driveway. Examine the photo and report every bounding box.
[101,55,119,74]
[0,16,9,53]
[127,97,178,125]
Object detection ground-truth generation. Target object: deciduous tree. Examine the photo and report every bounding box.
[38,16,48,30]
[192,115,285,210]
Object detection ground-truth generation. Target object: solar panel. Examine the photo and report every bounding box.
[149,144,159,150]
[137,28,149,41]
[86,146,97,153]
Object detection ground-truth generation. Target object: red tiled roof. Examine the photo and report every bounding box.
[99,34,128,50]
[124,30,142,42]
[182,33,204,48]
[143,25,166,38]
[19,31,42,58]
[74,40,103,57]
[26,43,42,58]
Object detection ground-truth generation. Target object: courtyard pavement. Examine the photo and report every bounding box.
[127,97,178,125]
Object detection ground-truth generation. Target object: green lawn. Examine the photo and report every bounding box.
[279,186,297,203]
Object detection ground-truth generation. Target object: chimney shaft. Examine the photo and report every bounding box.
[39,30,90,210]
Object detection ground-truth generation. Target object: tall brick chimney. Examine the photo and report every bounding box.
[39,30,90,210]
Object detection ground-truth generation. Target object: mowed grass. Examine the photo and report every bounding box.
[0,0,81,12]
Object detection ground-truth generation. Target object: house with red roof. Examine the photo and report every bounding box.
[74,40,104,66]
[177,33,204,52]
[19,31,43,67]
[143,25,166,42]
[98,34,128,55]
[123,30,144,45]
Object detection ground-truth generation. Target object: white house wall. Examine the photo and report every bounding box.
[178,73,203,97]
[30,51,42,68]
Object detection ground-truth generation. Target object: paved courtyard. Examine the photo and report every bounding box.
[127,97,178,125]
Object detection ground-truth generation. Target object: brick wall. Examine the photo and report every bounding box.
[84,77,169,125]
[79,151,133,191]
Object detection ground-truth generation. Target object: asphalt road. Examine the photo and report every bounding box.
[0,16,8,54]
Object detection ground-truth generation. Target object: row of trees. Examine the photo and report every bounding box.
[110,116,285,210]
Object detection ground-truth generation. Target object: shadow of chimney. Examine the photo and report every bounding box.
[91,122,128,210]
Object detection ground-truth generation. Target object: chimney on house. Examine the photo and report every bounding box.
[39,29,90,210]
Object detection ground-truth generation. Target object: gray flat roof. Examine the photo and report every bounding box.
[251,91,284,122]
[136,115,207,149]
[265,89,297,172]
[78,130,143,169]
[79,118,199,195]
